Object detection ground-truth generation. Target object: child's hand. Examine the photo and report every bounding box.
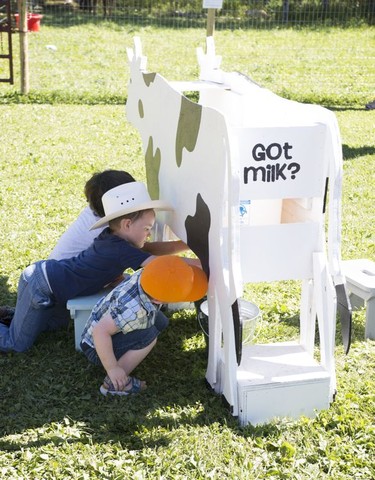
[107,366,128,391]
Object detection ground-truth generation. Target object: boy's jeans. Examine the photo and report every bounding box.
[0,261,69,352]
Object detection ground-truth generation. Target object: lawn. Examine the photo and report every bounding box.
[0,24,374,479]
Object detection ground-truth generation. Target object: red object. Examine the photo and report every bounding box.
[14,13,43,32]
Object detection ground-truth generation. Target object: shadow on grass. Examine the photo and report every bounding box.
[0,91,127,106]
[326,106,371,112]
[342,144,375,160]
[281,308,366,352]
[0,275,17,306]
[1,305,366,450]
[0,309,242,451]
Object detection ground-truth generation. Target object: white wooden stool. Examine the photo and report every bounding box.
[342,259,375,340]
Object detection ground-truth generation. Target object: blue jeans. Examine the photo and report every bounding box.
[0,261,70,352]
[81,310,169,366]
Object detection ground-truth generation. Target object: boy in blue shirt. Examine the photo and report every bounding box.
[49,168,136,260]
[0,182,200,353]
[80,255,208,396]
[0,168,136,326]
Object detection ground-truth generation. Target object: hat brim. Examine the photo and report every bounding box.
[90,200,173,230]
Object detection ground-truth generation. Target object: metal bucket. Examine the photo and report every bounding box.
[199,299,260,345]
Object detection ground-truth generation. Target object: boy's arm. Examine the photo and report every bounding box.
[142,240,189,256]
[92,313,127,391]
[142,241,202,268]
[140,254,202,268]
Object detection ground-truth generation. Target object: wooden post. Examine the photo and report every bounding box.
[17,0,29,94]
[206,8,215,37]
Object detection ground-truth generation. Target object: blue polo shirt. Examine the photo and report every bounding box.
[45,228,150,304]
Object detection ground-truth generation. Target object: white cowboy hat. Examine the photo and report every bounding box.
[90,182,173,230]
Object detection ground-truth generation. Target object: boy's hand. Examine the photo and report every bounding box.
[93,313,122,382]
[107,366,128,391]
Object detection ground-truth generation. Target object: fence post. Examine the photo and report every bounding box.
[206,8,215,37]
[282,0,289,24]
[17,0,29,94]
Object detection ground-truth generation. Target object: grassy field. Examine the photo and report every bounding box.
[0,24,374,479]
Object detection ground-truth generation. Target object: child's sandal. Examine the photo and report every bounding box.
[124,376,146,394]
[100,375,146,396]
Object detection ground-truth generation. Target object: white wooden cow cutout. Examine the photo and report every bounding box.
[126,37,241,411]
[126,37,351,425]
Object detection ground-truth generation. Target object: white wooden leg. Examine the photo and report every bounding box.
[313,252,337,399]
[220,299,239,416]
[365,297,375,340]
[205,293,221,391]
[300,279,316,355]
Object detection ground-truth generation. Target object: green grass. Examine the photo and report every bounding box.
[0,24,375,479]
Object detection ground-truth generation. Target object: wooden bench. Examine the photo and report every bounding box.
[67,289,110,351]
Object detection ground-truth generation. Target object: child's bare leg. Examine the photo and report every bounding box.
[117,338,157,376]
[101,339,157,394]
